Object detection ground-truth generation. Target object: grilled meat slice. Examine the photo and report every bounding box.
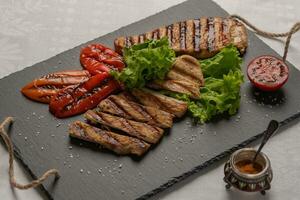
[69,121,150,156]
[128,88,188,117]
[84,110,164,144]
[147,79,200,99]
[170,55,204,86]
[98,95,174,128]
[114,17,247,59]
[147,55,203,99]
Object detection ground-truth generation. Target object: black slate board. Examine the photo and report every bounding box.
[1,0,300,199]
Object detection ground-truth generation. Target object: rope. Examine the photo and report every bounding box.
[0,117,59,190]
[230,14,300,62]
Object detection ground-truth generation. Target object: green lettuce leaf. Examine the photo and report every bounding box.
[200,44,242,78]
[111,37,175,89]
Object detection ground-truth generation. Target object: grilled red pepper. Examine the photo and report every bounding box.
[80,44,124,75]
[49,72,119,118]
[21,70,90,103]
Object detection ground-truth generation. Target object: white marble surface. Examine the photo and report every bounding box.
[0,0,300,199]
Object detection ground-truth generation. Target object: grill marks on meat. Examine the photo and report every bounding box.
[69,121,150,156]
[149,79,200,99]
[130,88,188,117]
[70,88,188,156]
[114,17,248,59]
[147,55,204,99]
[171,55,204,86]
[98,95,174,128]
[84,110,164,144]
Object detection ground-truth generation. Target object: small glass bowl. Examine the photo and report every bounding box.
[223,148,273,195]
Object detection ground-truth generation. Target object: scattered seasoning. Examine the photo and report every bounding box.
[164,156,168,162]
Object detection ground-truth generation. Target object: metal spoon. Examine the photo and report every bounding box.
[252,120,279,163]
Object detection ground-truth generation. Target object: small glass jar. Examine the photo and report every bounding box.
[223,148,273,195]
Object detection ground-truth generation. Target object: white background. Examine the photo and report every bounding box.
[0,0,300,199]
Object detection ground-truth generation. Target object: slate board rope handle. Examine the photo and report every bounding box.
[0,117,60,190]
[230,14,300,62]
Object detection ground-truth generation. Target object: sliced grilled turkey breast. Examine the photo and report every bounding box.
[147,79,200,99]
[147,55,204,99]
[84,110,164,144]
[114,17,247,59]
[98,95,174,128]
[69,121,150,156]
[127,88,188,117]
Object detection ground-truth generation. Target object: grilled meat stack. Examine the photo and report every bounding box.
[147,55,204,99]
[69,89,188,156]
[114,17,248,59]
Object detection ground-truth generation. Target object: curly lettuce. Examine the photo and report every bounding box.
[111,37,175,89]
[200,44,242,78]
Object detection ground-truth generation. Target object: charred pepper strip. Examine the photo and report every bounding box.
[80,44,124,75]
[21,70,90,103]
[49,72,120,118]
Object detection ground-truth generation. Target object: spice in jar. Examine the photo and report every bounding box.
[235,160,263,174]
